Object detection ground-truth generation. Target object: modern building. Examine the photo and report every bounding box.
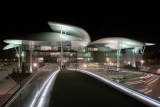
[3,22,155,72]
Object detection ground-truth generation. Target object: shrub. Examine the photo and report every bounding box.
[124,64,134,69]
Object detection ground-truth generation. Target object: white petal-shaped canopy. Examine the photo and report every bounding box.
[88,37,155,50]
[3,44,20,50]
[3,32,83,50]
[48,21,91,43]
[3,22,91,50]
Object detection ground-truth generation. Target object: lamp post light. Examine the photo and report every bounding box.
[33,63,37,67]
[33,63,37,71]
[84,64,86,69]
[141,60,144,67]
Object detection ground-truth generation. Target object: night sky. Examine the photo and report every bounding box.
[1,14,160,52]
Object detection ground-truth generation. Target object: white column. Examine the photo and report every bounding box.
[18,45,20,67]
[61,41,63,68]
[60,27,63,68]
[117,42,119,67]
[30,42,33,73]
[65,27,67,40]
[117,42,122,67]
[22,51,24,62]
[60,27,62,37]
[133,48,136,67]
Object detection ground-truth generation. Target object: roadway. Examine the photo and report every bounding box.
[86,68,160,101]
[49,70,147,107]
[147,65,160,74]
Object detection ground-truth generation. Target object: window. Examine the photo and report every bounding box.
[38,57,43,62]
[46,52,50,56]
[33,52,39,56]
[94,48,98,51]
[88,48,98,51]
[40,52,45,56]
[41,46,51,50]
[50,52,61,57]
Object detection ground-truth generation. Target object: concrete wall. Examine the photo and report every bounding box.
[120,47,143,67]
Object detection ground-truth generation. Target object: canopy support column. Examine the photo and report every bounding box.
[61,41,63,69]
[117,42,122,67]
[14,45,19,67]
[60,27,63,69]
[29,41,34,73]
[133,47,136,67]
[18,45,20,67]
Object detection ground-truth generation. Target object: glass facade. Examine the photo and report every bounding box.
[21,40,143,68]
[23,41,119,64]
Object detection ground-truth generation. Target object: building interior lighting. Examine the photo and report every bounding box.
[77,58,83,59]
[33,63,37,67]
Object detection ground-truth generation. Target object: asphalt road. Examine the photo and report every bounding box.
[49,70,148,107]
[148,65,160,74]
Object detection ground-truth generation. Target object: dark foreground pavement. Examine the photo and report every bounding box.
[49,70,148,107]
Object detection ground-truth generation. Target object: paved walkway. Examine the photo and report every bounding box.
[0,66,21,106]
[0,66,19,95]
[49,70,148,107]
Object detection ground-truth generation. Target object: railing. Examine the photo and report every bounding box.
[1,64,60,107]
[68,63,160,107]
[0,68,33,106]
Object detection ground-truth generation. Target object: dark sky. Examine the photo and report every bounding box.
[1,14,160,52]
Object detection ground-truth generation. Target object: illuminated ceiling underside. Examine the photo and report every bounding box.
[88,37,155,50]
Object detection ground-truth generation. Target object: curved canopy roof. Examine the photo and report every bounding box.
[3,32,82,50]
[3,44,20,50]
[3,21,91,50]
[88,37,155,50]
[48,21,91,43]
[4,32,82,43]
